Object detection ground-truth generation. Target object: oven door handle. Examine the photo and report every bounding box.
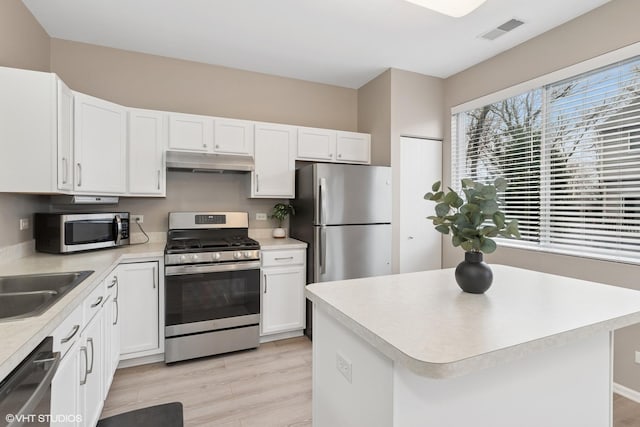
[165,261,261,276]
[6,351,60,427]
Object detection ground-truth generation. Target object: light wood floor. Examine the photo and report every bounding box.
[103,336,640,426]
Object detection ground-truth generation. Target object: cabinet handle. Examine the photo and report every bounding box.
[275,256,294,261]
[338,154,342,158]
[408,236,415,240]
[113,298,119,326]
[215,144,220,149]
[108,276,118,289]
[62,157,68,184]
[329,153,333,158]
[91,296,103,308]
[77,163,82,187]
[256,174,260,193]
[264,274,267,294]
[60,324,80,344]
[153,274,156,289]
[87,338,94,374]
[80,346,88,385]
[157,170,161,190]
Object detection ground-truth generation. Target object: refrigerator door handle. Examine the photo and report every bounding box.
[319,177,327,225]
[320,226,327,275]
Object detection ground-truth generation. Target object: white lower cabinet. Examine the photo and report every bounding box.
[260,249,306,336]
[79,307,105,427]
[102,273,120,395]
[118,262,161,359]
[51,340,81,427]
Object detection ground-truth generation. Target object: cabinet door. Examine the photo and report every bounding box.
[80,309,104,427]
[214,118,254,156]
[57,78,74,191]
[0,67,57,193]
[128,109,166,195]
[107,274,121,377]
[252,123,296,198]
[336,131,371,164]
[74,92,127,194]
[118,262,160,358]
[51,342,80,427]
[168,113,213,152]
[297,127,336,161]
[261,266,306,335]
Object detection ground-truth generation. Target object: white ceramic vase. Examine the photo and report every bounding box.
[272,228,286,238]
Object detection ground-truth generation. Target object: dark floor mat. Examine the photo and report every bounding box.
[97,402,184,427]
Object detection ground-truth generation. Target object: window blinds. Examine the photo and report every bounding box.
[452,56,640,263]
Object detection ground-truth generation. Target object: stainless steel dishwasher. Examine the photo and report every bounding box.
[0,337,60,427]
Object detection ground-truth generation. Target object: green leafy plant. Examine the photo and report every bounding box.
[424,178,520,254]
[270,203,295,228]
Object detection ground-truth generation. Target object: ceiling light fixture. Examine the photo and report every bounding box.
[403,0,487,17]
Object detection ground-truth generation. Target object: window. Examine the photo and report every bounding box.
[452,56,640,263]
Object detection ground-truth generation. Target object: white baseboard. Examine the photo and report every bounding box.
[614,382,640,403]
[260,329,304,343]
[117,353,164,369]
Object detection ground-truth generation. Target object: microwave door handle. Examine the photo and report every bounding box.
[113,215,122,245]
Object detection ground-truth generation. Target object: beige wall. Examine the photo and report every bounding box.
[0,0,49,72]
[50,39,357,131]
[0,0,50,247]
[443,0,640,391]
[389,69,444,273]
[358,70,392,166]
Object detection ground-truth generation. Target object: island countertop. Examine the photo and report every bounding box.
[305,265,640,379]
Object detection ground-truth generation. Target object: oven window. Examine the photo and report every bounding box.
[65,220,114,245]
[165,269,260,326]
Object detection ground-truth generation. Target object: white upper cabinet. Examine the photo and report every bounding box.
[128,109,166,196]
[168,113,213,153]
[0,67,60,193]
[57,79,74,192]
[74,92,127,194]
[252,123,296,198]
[214,118,254,156]
[336,131,371,164]
[297,127,337,161]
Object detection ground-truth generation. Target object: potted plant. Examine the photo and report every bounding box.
[424,177,520,294]
[270,203,295,238]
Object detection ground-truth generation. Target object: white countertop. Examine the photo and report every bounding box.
[306,265,640,379]
[253,236,307,250]
[0,243,165,381]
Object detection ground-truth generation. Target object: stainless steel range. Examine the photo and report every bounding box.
[164,212,260,363]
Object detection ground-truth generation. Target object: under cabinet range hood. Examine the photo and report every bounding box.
[50,195,119,205]
[166,151,254,173]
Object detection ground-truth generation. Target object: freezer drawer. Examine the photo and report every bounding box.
[314,224,392,283]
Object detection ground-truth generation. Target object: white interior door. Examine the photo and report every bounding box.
[399,136,442,273]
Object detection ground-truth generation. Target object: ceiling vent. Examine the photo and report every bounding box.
[480,18,524,41]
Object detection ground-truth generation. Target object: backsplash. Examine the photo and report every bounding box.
[45,170,287,233]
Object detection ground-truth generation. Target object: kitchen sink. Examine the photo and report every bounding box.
[0,270,93,321]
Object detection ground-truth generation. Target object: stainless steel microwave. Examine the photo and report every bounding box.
[34,212,130,254]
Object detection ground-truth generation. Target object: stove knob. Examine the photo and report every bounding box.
[244,251,252,258]
[180,255,187,263]
[234,251,242,259]
[213,252,221,261]
[191,254,199,262]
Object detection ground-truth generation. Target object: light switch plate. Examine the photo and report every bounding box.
[256,213,268,221]
[19,218,29,231]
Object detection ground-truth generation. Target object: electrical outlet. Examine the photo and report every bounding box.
[256,213,268,221]
[635,351,640,364]
[132,214,144,224]
[336,352,352,383]
[19,218,29,231]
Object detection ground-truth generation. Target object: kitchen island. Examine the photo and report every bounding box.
[305,265,640,427]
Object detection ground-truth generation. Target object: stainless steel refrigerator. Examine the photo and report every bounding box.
[290,163,392,337]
